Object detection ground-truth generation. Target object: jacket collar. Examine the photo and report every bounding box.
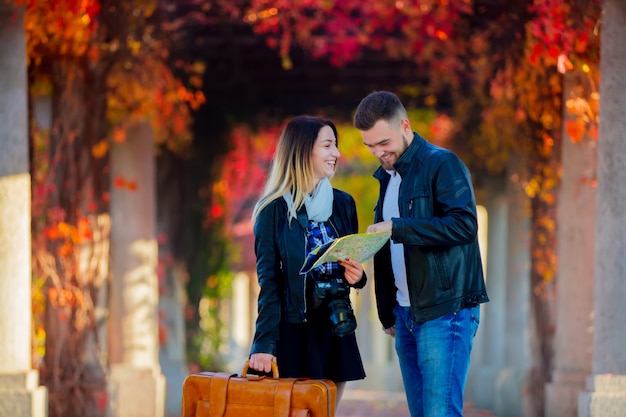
[296,210,308,230]
[373,132,424,180]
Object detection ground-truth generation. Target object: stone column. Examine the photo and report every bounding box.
[351,260,403,392]
[546,70,595,417]
[469,178,507,410]
[159,262,190,416]
[109,122,165,417]
[495,172,532,417]
[579,1,626,415]
[0,4,47,416]
[229,272,252,366]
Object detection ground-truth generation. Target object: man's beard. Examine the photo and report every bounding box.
[379,134,409,170]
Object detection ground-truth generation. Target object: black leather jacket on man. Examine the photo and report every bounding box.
[373,133,489,329]
[250,189,366,356]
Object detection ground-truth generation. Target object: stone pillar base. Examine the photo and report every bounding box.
[546,369,586,417]
[109,365,165,417]
[345,362,404,392]
[494,367,529,417]
[0,370,47,417]
[470,366,498,410]
[578,374,626,417]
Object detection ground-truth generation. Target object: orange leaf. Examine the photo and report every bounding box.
[112,176,127,188]
[435,30,449,41]
[112,127,126,143]
[48,287,58,302]
[91,139,109,158]
[565,119,585,143]
[57,222,73,238]
[126,181,138,191]
[45,226,60,240]
[530,43,543,65]
[58,241,73,257]
[588,123,599,141]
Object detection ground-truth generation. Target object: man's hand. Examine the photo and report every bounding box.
[366,221,392,234]
[383,325,396,337]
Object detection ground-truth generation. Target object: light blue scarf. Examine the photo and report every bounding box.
[283,177,334,222]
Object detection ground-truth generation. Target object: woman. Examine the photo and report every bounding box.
[248,115,366,407]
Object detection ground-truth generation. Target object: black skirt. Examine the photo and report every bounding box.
[275,305,366,383]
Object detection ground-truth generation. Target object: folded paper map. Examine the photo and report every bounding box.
[300,230,392,274]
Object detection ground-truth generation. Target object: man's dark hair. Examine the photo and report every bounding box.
[353,91,407,131]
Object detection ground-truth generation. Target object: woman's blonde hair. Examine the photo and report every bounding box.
[252,115,338,221]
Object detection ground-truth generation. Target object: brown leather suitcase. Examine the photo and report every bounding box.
[181,361,337,417]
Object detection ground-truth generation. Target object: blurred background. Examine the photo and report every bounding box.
[2,1,623,417]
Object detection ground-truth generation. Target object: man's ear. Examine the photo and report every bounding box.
[401,118,411,135]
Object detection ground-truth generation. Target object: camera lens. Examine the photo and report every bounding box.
[328,299,357,337]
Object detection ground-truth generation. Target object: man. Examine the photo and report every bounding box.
[353,90,489,417]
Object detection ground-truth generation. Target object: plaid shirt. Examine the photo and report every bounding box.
[306,220,339,280]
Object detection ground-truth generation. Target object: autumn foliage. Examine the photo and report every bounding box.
[19,0,101,62]
[13,0,604,416]
[244,0,472,83]
[20,0,202,416]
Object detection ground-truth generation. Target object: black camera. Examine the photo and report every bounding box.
[309,278,357,337]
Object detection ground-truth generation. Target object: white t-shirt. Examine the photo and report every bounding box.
[382,170,410,307]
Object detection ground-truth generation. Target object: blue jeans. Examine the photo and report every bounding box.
[394,304,480,417]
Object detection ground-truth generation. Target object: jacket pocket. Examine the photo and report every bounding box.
[402,186,430,217]
[433,251,452,291]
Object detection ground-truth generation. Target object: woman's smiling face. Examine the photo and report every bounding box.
[312,125,340,182]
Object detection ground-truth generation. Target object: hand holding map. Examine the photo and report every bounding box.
[300,230,392,274]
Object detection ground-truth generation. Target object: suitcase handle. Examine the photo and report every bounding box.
[211,367,297,417]
[242,359,280,379]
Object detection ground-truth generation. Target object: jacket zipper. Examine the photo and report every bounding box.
[328,219,340,241]
[302,232,309,321]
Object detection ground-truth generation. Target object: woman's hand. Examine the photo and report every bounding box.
[249,353,276,373]
[338,258,364,285]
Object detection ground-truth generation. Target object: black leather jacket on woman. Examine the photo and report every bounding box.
[373,133,489,329]
[250,189,366,356]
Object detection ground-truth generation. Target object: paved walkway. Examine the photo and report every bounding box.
[336,389,494,417]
